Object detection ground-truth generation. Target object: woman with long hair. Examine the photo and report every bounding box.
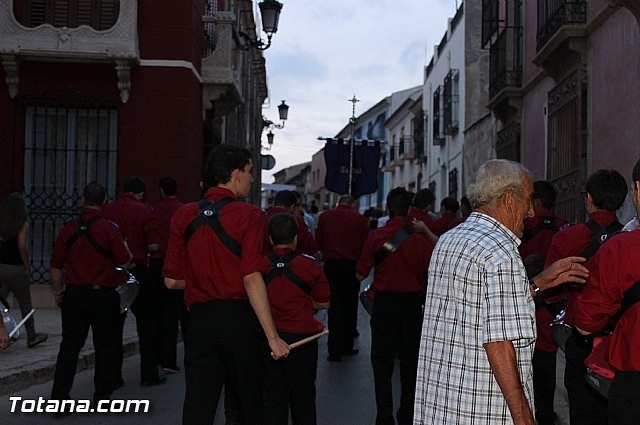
[0,192,47,347]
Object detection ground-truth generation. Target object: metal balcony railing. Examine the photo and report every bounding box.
[489,27,523,100]
[536,0,587,51]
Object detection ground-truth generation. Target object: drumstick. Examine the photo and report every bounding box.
[288,329,329,350]
[9,309,35,338]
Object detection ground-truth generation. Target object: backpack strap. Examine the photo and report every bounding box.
[264,252,312,295]
[374,226,413,267]
[183,198,241,258]
[579,220,622,260]
[64,215,111,259]
[620,279,640,316]
[523,216,560,241]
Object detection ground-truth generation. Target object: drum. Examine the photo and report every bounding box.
[551,309,572,351]
[115,268,140,313]
[0,296,20,341]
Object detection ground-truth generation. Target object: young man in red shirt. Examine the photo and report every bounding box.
[164,144,288,424]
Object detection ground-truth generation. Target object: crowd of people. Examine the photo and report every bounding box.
[0,145,638,425]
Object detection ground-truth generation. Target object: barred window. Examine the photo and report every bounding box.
[24,107,118,281]
[13,0,120,30]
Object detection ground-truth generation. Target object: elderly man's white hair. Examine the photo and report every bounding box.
[467,159,532,209]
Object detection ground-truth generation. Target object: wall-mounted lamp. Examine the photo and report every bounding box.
[263,100,289,129]
[239,0,283,51]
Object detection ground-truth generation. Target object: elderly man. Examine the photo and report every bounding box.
[413,159,589,425]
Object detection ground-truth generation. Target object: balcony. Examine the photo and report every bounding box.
[488,27,523,110]
[0,1,138,102]
[534,0,587,69]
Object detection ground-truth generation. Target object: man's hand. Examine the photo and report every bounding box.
[534,256,588,291]
[268,335,290,360]
[0,324,10,351]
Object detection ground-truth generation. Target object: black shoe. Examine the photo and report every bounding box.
[140,375,167,386]
[327,355,342,362]
[343,348,359,356]
[112,378,125,390]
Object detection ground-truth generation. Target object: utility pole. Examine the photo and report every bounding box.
[348,94,359,195]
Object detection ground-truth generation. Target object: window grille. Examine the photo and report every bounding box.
[23,107,118,282]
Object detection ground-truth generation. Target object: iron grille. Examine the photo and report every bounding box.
[489,28,523,100]
[482,0,500,48]
[448,168,459,200]
[13,0,120,30]
[203,0,217,57]
[496,121,521,162]
[536,0,587,51]
[23,107,118,282]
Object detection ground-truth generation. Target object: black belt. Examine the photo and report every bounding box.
[67,284,114,291]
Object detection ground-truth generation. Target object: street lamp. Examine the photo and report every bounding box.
[239,0,283,51]
[263,100,289,129]
[262,131,275,151]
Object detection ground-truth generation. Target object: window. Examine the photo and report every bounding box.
[448,168,459,199]
[24,107,118,281]
[443,69,459,134]
[13,0,120,30]
[432,87,445,145]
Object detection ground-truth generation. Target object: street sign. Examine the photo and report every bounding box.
[261,154,276,170]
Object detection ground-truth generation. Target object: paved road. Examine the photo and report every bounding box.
[1,308,392,424]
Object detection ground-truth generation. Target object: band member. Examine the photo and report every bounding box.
[50,181,131,406]
[261,213,330,425]
[164,144,288,424]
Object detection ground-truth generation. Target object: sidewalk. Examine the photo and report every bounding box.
[0,308,139,396]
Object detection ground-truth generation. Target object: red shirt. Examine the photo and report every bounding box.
[544,210,621,325]
[316,205,369,261]
[263,207,318,256]
[152,197,184,258]
[356,217,433,294]
[519,209,568,260]
[574,229,640,371]
[163,187,265,308]
[406,207,437,233]
[432,211,461,236]
[50,208,131,288]
[259,247,330,334]
[102,193,161,265]
[519,209,568,352]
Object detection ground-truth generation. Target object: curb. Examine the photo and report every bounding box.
[0,337,139,396]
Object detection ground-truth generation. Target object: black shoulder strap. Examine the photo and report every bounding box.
[524,216,560,241]
[183,198,241,258]
[64,215,111,259]
[620,279,640,316]
[374,226,413,267]
[264,252,312,295]
[579,220,623,260]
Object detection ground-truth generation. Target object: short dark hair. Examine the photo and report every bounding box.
[268,213,298,245]
[83,181,106,206]
[533,181,557,210]
[123,176,145,194]
[633,159,640,182]
[204,144,253,189]
[585,169,627,211]
[413,188,435,210]
[159,176,178,196]
[274,190,297,208]
[386,187,412,218]
[440,197,460,213]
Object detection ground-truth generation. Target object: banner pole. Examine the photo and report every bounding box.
[348,95,359,196]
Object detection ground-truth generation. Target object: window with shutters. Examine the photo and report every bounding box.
[13,0,120,30]
[432,86,445,146]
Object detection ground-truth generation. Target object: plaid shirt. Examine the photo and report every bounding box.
[414,212,536,424]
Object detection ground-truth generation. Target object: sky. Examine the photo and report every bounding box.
[259,0,461,183]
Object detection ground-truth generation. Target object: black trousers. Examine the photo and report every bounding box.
[324,259,359,359]
[264,332,319,425]
[533,349,557,425]
[370,292,423,425]
[565,331,608,425]
[608,371,640,425]
[129,264,163,382]
[182,300,266,425]
[149,258,185,370]
[51,285,120,402]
